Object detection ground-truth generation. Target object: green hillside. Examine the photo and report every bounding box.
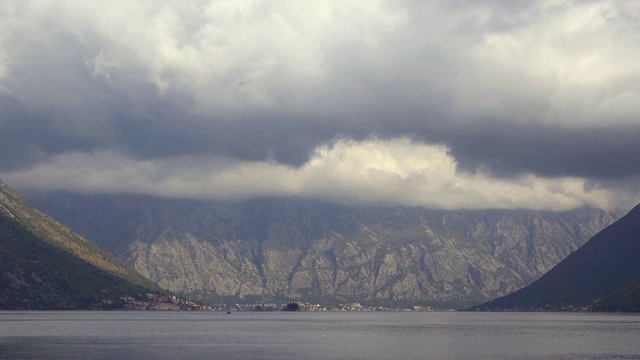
[0,180,159,290]
[0,179,164,309]
[0,212,156,309]
[467,203,640,311]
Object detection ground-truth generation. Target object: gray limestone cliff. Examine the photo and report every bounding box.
[29,193,621,307]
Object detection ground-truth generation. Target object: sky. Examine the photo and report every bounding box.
[1,0,639,210]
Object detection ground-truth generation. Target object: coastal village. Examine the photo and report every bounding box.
[121,294,213,311]
[221,302,437,312]
[113,295,596,312]
[120,294,437,312]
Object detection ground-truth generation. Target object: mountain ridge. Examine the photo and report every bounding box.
[0,180,162,300]
[29,191,622,308]
[0,180,164,309]
[466,203,640,311]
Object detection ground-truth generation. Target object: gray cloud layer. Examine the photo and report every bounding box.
[1,0,639,209]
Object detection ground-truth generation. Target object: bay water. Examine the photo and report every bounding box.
[1,311,639,359]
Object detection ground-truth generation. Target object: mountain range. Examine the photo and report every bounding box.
[467,203,640,311]
[28,191,622,308]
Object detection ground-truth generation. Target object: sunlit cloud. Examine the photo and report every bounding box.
[3,138,631,210]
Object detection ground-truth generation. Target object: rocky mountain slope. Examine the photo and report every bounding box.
[467,203,640,312]
[30,192,621,308]
[0,180,164,309]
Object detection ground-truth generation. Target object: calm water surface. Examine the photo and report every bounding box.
[1,311,639,359]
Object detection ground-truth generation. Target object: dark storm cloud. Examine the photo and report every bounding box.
[435,121,640,179]
[110,110,342,166]
[0,97,98,171]
[0,94,339,171]
[1,0,639,209]
[6,82,639,182]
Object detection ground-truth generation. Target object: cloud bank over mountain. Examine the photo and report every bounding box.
[1,0,639,209]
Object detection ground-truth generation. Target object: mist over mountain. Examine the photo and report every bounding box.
[467,203,640,312]
[29,191,621,308]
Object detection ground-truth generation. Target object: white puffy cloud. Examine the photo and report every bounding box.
[3,137,630,210]
[1,0,408,115]
[454,0,640,125]
[7,0,637,123]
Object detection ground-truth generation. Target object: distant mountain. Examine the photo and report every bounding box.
[466,203,640,311]
[0,180,163,309]
[28,191,622,308]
